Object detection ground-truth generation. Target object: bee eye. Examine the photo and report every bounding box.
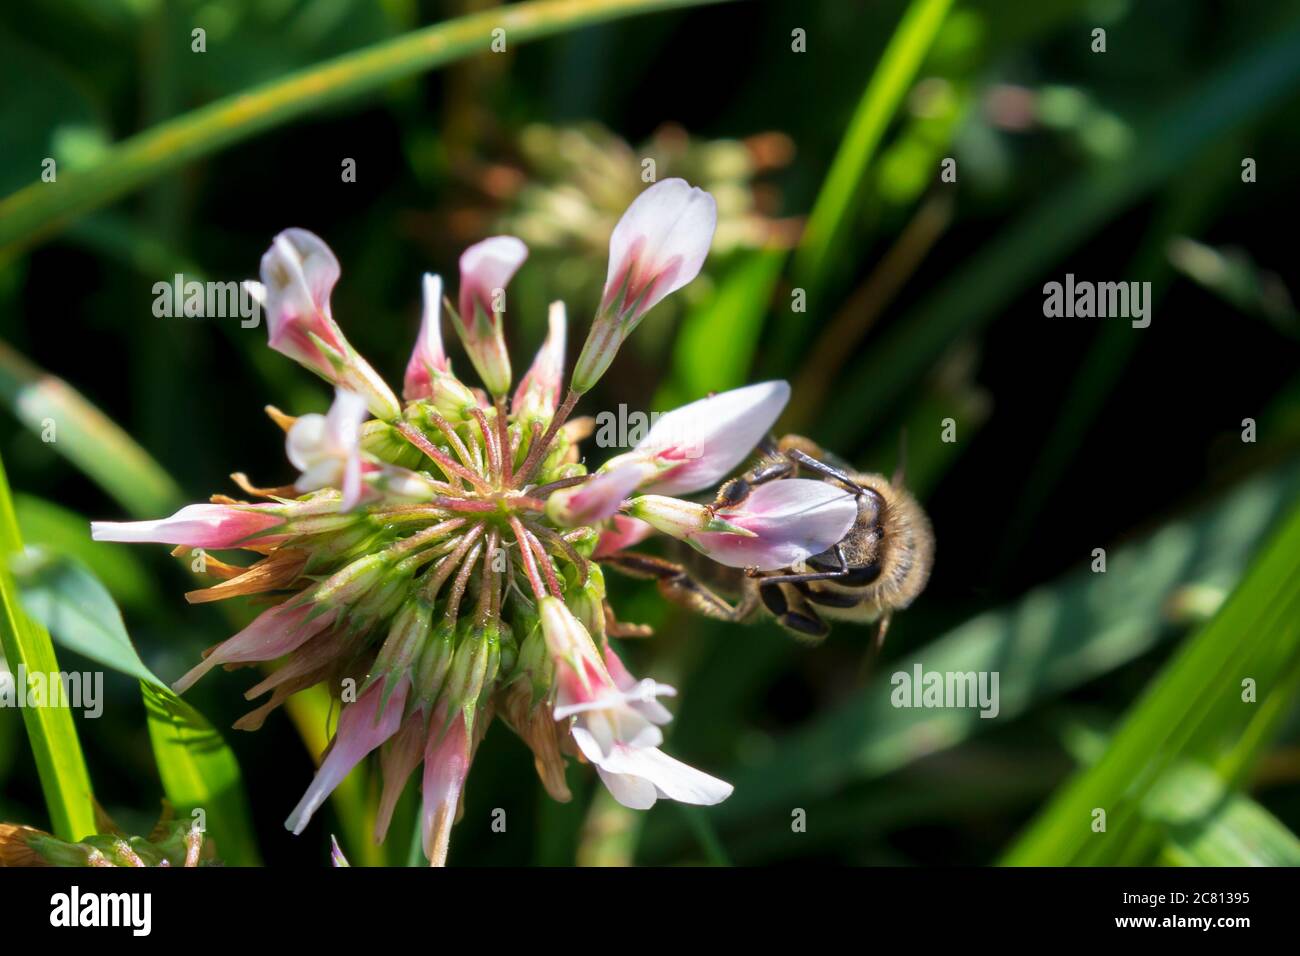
[840,561,881,586]
[807,551,842,572]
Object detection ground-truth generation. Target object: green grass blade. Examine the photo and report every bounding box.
[824,19,1300,449]
[1002,496,1300,865]
[0,453,96,840]
[14,546,260,865]
[655,248,785,408]
[0,0,734,253]
[1146,763,1300,867]
[785,0,954,321]
[0,340,183,517]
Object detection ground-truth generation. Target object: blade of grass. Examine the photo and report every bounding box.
[1146,763,1300,867]
[655,248,784,409]
[0,452,95,841]
[13,546,260,865]
[0,0,734,254]
[1002,495,1300,865]
[0,340,183,516]
[780,0,954,352]
[824,19,1300,449]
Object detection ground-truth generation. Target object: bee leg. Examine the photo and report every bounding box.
[711,456,796,510]
[601,552,759,624]
[758,580,830,643]
[874,614,892,650]
[604,600,653,638]
[748,545,852,587]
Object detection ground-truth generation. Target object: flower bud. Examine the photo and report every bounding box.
[450,236,527,398]
[315,552,391,607]
[369,597,433,701]
[626,495,755,541]
[512,301,566,424]
[413,618,457,708]
[572,179,716,392]
[259,229,401,420]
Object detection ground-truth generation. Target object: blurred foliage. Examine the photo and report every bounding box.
[1,0,1299,866]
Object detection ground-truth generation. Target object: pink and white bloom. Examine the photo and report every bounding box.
[602,178,717,319]
[173,599,339,694]
[451,236,528,397]
[91,503,284,549]
[512,301,567,422]
[259,228,347,377]
[286,678,409,835]
[286,388,369,510]
[259,229,400,420]
[420,707,471,867]
[540,597,732,811]
[403,273,450,400]
[666,478,859,571]
[573,178,717,392]
[548,380,790,526]
[593,515,655,558]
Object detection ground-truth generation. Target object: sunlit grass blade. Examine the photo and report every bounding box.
[0,0,734,254]
[0,453,95,841]
[824,19,1300,450]
[14,546,260,865]
[782,0,954,340]
[0,340,183,517]
[1146,763,1300,866]
[1002,495,1300,865]
[643,460,1300,857]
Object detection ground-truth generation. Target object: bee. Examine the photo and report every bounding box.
[604,434,934,645]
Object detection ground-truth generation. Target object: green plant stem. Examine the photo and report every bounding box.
[0,453,96,841]
[0,0,733,254]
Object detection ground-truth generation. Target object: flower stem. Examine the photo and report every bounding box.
[514,388,580,486]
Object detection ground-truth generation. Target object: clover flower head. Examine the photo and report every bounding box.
[92,180,841,865]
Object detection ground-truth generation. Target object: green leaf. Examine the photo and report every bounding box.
[13,547,260,865]
[0,452,95,841]
[1002,492,1300,865]
[0,0,736,253]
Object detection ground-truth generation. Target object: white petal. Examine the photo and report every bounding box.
[403,273,447,400]
[285,413,327,471]
[596,767,659,810]
[458,235,528,315]
[604,178,717,314]
[693,479,859,570]
[600,745,734,806]
[639,380,790,495]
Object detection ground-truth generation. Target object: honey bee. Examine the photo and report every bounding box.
[605,434,934,645]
